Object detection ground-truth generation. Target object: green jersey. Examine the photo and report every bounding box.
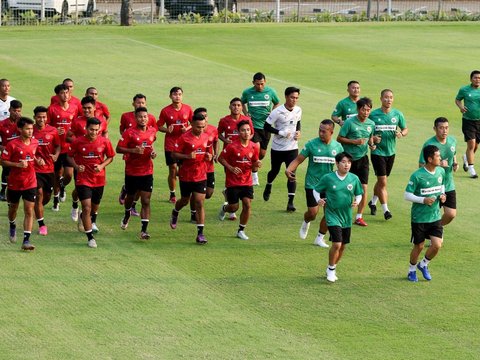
[315,172,363,228]
[456,84,480,120]
[300,138,344,189]
[419,136,457,192]
[331,97,357,121]
[370,108,407,157]
[241,86,280,129]
[405,166,445,223]
[338,115,375,161]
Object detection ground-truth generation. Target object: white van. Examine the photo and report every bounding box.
[7,0,96,17]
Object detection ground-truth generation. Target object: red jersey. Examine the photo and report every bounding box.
[221,140,259,188]
[1,138,39,190]
[50,94,82,115]
[204,124,218,174]
[68,136,115,187]
[157,104,193,151]
[0,118,20,146]
[70,115,108,140]
[119,111,158,134]
[217,114,254,148]
[174,130,209,182]
[95,100,110,122]
[32,124,61,174]
[117,126,157,176]
[47,103,79,154]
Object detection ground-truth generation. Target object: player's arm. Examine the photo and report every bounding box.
[95,156,114,172]
[396,126,409,138]
[455,98,467,113]
[337,134,365,146]
[285,153,306,181]
[66,128,76,143]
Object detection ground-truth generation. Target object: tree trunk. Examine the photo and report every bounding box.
[120,0,132,26]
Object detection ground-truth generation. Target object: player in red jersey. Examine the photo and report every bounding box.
[0,99,22,201]
[169,113,212,245]
[117,107,158,240]
[218,120,261,240]
[1,117,43,251]
[48,83,80,211]
[50,78,82,114]
[85,87,110,124]
[67,118,115,248]
[32,106,61,236]
[118,93,158,212]
[157,87,193,204]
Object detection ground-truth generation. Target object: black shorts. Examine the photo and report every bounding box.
[441,190,456,209]
[36,173,54,194]
[179,180,207,198]
[252,128,271,151]
[462,118,480,143]
[207,172,215,189]
[410,221,443,244]
[125,174,153,195]
[54,153,73,172]
[164,151,178,166]
[76,185,104,204]
[371,154,395,177]
[350,155,369,185]
[7,187,36,203]
[226,186,254,204]
[328,226,351,244]
[270,149,298,169]
[306,188,323,208]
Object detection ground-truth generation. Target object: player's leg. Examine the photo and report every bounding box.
[60,165,73,202]
[7,189,21,243]
[408,223,427,282]
[193,188,207,244]
[441,190,456,226]
[170,181,190,229]
[21,194,36,250]
[35,180,47,236]
[326,226,343,282]
[300,188,318,240]
[0,166,9,200]
[77,186,96,248]
[139,190,152,239]
[463,119,479,177]
[285,150,298,212]
[264,149,282,201]
[52,159,63,210]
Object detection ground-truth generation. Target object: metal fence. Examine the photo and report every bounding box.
[1,0,480,25]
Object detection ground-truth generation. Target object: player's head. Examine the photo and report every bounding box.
[423,144,441,166]
[237,120,252,140]
[132,93,147,109]
[191,112,206,135]
[335,152,353,174]
[470,70,480,87]
[347,81,360,97]
[9,100,22,120]
[470,70,480,80]
[135,106,149,127]
[54,84,69,102]
[319,119,335,143]
[33,106,48,127]
[169,87,183,103]
[86,117,101,139]
[433,117,449,140]
[81,96,96,118]
[284,87,300,108]
[0,79,10,95]
[17,116,34,138]
[194,107,208,122]
[380,89,394,108]
[229,97,242,115]
[356,97,372,119]
[63,78,74,91]
[252,72,266,92]
[85,87,98,100]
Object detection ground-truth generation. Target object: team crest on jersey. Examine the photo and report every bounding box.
[46,134,51,140]
[438,176,443,184]
[332,150,337,156]
[264,94,270,100]
[149,136,155,141]
[450,146,455,152]
[248,152,253,158]
[367,126,372,132]
[347,184,353,191]
[391,118,397,124]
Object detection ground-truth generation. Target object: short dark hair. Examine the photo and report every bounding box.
[285,86,300,96]
[33,106,48,116]
[17,116,34,129]
[86,117,101,128]
[81,96,96,106]
[470,70,480,79]
[63,78,74,84]
[230,97,242,104]
[253,72,265,82]
[347,80,360,87]
[133,93,146,102]
[10,99,22,109]
[237,120,251,131]
[85,86,97,94]
[335,152,353,163]
[54,84,69,94]
[320,119,335,128]
[356,97,372,110]
[380,89,393,97]
[192,112,206,122]
[423,144,439,164]
[194,107,207,116]
[135,106,148,114]
[434,117,448,128]
[170,86,183,95]
[0,79,9,86]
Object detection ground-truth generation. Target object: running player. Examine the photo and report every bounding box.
[85,87,110,124]
[331,80,361,126]
[50,78,82,113]
[0,78,15,121]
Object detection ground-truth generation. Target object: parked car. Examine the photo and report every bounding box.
[7,0,96,17]
[161,0,236,18]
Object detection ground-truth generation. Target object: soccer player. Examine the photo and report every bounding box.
[0,99,22,201]
[0,78,15,121]
[85,87,110,123]
[67,118,115,248]
[32,106,61,236]
[241,72,280,185]
[337,97,378,227]
[368,89,408,220]
[218,120,261,240]
[331,80,361,126]
[263,86,302,212]
[158,87,193,204]
[1,117,41,251]
[285,119,344,247]
[117,107,157,240]
[419,117,457,226]
[50,78,82,113]
[314,152,363,283]
[405,145,446,282]
[169,112,212,245]
[48,83,79,211]
[455,70,480,178]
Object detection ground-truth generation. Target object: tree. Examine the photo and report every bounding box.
[120,0,132,26]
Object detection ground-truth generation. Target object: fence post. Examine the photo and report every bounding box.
[225,0,228,23]
[276,0,280,22]
[437,0,443,18]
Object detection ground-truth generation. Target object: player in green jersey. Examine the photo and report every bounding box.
[331,80,361,126]
[286,119,343,247]
[405,145,446,282]
[314,152,363,283]
[455,70,480,178]
[368,89,408,220]
[419,117,457,226]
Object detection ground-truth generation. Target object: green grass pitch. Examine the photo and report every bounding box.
[0,22,479,359]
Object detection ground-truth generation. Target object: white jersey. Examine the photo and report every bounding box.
[0,96,15,121]
[266,104,302,151]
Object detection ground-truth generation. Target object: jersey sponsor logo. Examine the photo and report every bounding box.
[237,156,251,164]
[420,185,443,195]
[249,101,270,107]
[375,125,396,131]
[83,151,98,159]
[313,156,335,164]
